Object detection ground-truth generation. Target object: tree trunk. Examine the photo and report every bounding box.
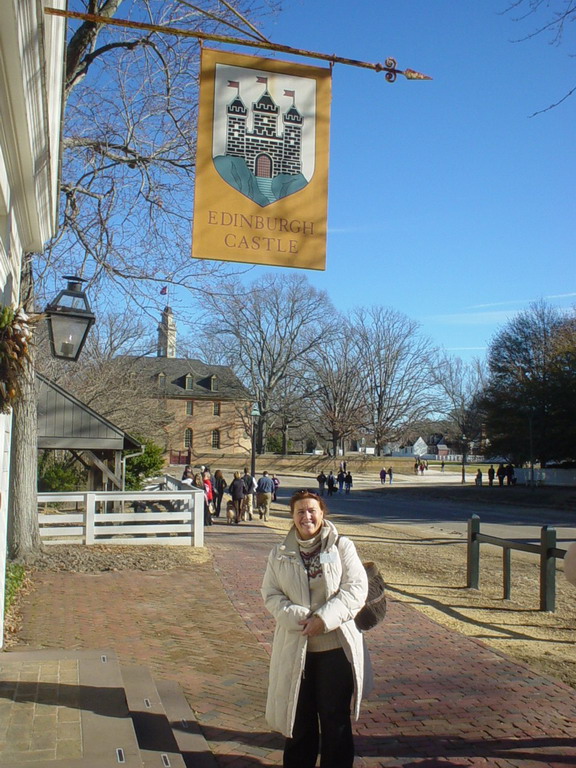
[331,433,338,459]
[7,255,42,561]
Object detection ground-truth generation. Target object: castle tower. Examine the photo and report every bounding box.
[252,89,279,139]
[157,306,176,358]
[282,102,303,175]
[226,93,247,158]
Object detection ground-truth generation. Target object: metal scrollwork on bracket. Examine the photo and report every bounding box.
[384,57,398,83]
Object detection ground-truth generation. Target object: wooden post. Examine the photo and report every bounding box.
[540,525,557,612]
[503,547,511,600]
[467,515,480,589]
[85,493,95,545]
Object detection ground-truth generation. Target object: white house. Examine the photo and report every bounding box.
[0,0,66,646]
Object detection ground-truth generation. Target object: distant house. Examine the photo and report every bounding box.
[395,434,449,459]
[124,308,252,463]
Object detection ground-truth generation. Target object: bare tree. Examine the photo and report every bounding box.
[308,322,367,457]
[10,0,278,560]
[504,0,576,114]
[267,374,310,454]
[433,354,486,480]
[351,307,438,456]
[203,273,336,453]
[36,0,279,310]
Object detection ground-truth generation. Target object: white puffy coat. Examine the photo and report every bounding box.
[261,520,371,737]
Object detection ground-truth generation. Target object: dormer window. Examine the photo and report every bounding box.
[185,374,193,391]
[157,372,166,388]
[210,375,218,392]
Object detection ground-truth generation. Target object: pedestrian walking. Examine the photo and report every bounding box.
[241,467,256,520]
[213,469,227,517]
[496,463,506,487]
[344,471,353,494]
[316,471,327,496]
[337,469,346,494]
[261,489,371,768]
[380,467,387,484]
[272,474,280,501]
[256,470,275,522]
[202,470,214,526]
[506,464,516,486]
[388,466,393,484]
[326,471,336,496]
[475,469,483,486]
[488,464,495,486]
[228,471,245,524]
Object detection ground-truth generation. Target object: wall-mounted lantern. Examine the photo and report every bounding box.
[45,276,95,361]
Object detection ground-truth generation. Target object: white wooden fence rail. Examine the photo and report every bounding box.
[37,488,205,547]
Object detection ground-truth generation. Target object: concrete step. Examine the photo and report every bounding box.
[154,678,217,768]
[0,650,206,768]
[0,649,143,767]
[120,665,186,768]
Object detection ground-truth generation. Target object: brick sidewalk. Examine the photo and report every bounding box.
[8,521,576,767]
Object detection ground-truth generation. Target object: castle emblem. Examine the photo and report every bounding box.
[212,70,314,207]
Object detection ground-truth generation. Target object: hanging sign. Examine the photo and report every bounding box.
[192,48,332,271]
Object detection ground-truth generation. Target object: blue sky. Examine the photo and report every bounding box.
[237,0,575,360]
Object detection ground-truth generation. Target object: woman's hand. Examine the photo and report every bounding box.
[299,615,325,637]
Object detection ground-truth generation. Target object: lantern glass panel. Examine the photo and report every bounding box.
[49,314,92,359]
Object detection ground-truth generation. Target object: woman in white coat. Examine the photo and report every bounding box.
[261,490,371,768]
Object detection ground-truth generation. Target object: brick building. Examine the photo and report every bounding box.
[126,308,252,463]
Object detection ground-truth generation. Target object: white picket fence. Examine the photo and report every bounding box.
[37,488,205,547]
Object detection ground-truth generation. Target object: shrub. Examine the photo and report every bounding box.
[124,439,165,490]
[38,452,85,491]
[5,562,26,612]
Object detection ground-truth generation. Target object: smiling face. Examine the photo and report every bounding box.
[292,497,324,540]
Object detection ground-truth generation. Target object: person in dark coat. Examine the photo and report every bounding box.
[344,472,353,494]
[487,465,495,487]
[213,469,227,517]
[228,471,245,524]
[326,472,336,496]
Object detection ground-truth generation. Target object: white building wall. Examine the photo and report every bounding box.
[0,0,65,647]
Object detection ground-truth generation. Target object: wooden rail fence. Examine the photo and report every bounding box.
[466,514,567,612]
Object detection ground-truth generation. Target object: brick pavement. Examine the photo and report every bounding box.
[7,521,576,767]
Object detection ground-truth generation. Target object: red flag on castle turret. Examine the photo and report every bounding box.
[284,90,295,97]
[227,80,239,88]
[256,76,268,84]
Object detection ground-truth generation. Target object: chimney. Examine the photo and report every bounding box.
[157,306,177,357]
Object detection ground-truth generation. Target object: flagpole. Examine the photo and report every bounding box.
[44,7,431,81]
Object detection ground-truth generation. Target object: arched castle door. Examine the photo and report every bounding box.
[255,154,272,178]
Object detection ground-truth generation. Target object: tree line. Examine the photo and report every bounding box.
[45,277,576,470]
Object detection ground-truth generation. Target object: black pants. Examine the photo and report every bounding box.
[284,648,354,768]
